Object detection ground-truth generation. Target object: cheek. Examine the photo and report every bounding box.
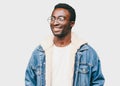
[50,24,53,29]
[50,23,52,27]
[64,23,71,30]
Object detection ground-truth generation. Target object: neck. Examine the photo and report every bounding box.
[53,33,71,47]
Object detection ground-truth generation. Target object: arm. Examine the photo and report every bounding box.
[90,48,105,86]
[25,45,45,86]
[25,54,36,86]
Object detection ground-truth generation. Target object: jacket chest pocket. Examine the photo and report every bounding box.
[33,64,44,86]
[79,64,89,74]
[33,64,42,76]
[78,63,90,86]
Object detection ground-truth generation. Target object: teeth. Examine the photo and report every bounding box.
[54,28,61,31]
[54,28,60,29]
[54,27,61,29]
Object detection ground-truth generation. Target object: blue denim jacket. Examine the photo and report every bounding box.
[25,44,105,86]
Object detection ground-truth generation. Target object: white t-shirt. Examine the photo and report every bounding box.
[52,43,73,86]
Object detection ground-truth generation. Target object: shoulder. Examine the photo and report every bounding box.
[32,45,44,55]
[29,45,45,65]
[80,44,98,55]
[79,44,100,65]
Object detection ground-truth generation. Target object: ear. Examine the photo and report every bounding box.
[70,21,75,27]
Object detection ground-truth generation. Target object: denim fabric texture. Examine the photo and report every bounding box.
[25,44,105,86]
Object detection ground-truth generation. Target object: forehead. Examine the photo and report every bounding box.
[52,8,70,18]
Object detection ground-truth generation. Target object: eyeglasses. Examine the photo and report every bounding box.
[47,16,66,23]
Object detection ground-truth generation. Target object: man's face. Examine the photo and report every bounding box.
[50,8,74,37]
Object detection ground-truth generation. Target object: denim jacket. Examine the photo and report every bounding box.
[25,33,105,86]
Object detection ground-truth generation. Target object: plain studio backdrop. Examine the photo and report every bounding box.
[0,0,120,86]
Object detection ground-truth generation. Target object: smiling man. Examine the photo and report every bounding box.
[25,3,105,86]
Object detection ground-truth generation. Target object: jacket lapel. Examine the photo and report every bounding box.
[40,32,87,86]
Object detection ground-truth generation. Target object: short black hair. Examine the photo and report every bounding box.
[54,3,76,21]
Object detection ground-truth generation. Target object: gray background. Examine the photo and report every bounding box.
[0,0,120,86]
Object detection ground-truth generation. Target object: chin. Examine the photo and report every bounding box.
[54,33,61,36]
[53,32,61,36]
[54,33,65,38]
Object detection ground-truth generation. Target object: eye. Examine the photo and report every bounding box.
[50,17,55,21]
[47,17,55,23]
[58,16,65,21]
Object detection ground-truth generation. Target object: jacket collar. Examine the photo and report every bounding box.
[40,32,87,51]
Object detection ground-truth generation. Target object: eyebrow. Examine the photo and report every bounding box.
[51,15,66,18]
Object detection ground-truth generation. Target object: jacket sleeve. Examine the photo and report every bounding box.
[90,48,105,86]
[25,52,36,86]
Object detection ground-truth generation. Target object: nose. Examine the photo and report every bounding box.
[53,19,59,25]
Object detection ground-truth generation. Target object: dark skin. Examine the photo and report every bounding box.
[50,8,75,47]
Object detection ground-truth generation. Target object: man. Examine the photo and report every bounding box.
[25,3,105,86]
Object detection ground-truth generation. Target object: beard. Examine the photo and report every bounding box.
[53,32,66,38]
[51,27,71,38]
